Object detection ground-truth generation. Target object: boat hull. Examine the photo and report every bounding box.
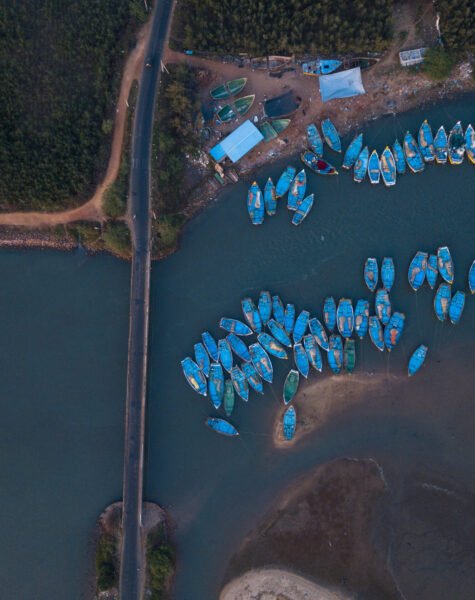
[364,257,379,292]
[408,345,428,376]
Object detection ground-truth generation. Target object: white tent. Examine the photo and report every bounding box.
[319,67,366,103]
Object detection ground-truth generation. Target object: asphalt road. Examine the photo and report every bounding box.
[119,1,174,598]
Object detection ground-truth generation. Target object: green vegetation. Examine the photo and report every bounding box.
[102,222,132,257]
[171,0,393,55]
[436,0,475,52]
[147,523,175,599]
[95,534,118,592]
[423,47,456,80]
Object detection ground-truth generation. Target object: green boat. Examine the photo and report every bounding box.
[344,339,356,373]
[216,104,236,124]
[283,369,299,405]
[223,379,235,416]
[210,77,247,100]
[258,121,278,142]
[234,94,255,117]
[272,119,291,134]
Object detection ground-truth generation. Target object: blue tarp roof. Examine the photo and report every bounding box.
[319,67,366,103]
[210,120,264,163]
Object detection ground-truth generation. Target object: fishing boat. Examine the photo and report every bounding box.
[353,146,369,183]
[393,139,406,174]
[257,333,288,359]
[384,312,405,351]
[293,310,310,344]
[469,260,475,293]
[368,150,380,184]
[364,257,379,292]
[271,295,285,326]
[380,147,396,186]
[264,178,277,216]
[283,369,299,405]
[227,333,251,362]
[426,254,438,289]
[449,290,465,325]
[249,343,273,383]
[294,342,309,378]
[321,118,341,152]
[303,334,323,372]
[434,283,452,321]
[342,133,363,169]
[241,297,262,333]
[202,331,219,361]
[418,120,435,162]
[408,251,428,291]
[210,77,247,100]
[247,181,264,225]
[272,119,291,134]
[258,291,272,326]
[307,123,323,156]
[292,194,315,226]
[437,246,454,284]
[354,300,369,339]
[209,362,224,409]
[276,166,296,198]
[336,298,354,338]
[181,357,208,395]
[194,342,210,377]
[287,169,306,210]
[267,319,292,347]
[403,131,424,173]
[218,338,233,373]
[216,104,236,124]
[448,121,465,164]
[375,289,391,326]
[309,317,330,351]
[283,405,297,441]
[381,257,395,291]
[302,59,342,75]
[344,339,356,374]
[220,317,253,336]
[234,94,255,117]
[328,335,343,374]
[284,303,296,335]
[408,345,428,376]
[230,365,249,401]
[301,151,338,175]
[223,380,235,416]
[466,124,475,163]
[369,316,384,352]
[206,417,239,436]
[434,126,448,164]
[242,360,264,394]
[323,296,337,332]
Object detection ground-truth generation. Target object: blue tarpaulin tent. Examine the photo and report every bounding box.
[210,120,264,163]
[319,67,366,103]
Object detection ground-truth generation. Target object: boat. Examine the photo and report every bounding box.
[230,365,249,401]
[342,133,363,170]
[194,342,210,377]
[469,260,475,293]
[375,289,391,326]
[380,147,396,186]
[408,251,428,291]
[272,119,291,134]
[381,257,395,291]
[323,296,337,332]
[263,178,277,216]
[205,417,239,437]
[202,331,219,362]
[418,120,435,162]
[216,104,236,124]
[309,317,330,351]
[336,298,354,338]
[249,343,273,383]
[276,166,296,198]
[307,123,323,156]
[466,123,475,163]
[426,254,438,289]
[384,312,405,351]
[293,310,310,344]
[353,146,369,183]
[284,303,296,335]
[294,342,309,378]
[408,345,428,376]
[210,77,247,100]
[292,194,315,226]
[437,246,454,284]
[267,318,292,347]
[257,333,288,359]
[301,151,338,175]
[403,131,424,173]
[181,357,208,395]
[241,297,262,333]
[287,169,306,210]
[247,181,264,226]
[258,291,272,326]
[369,316,384,352]
[283,369,300,405]
[209,363,224,409]
[327,335,343,374]
[449,290,465,325]
[344,339,356,374]
[354,300,369,339]
[393,139,406,174]
[234,94,255,117]
[223,380,235,416]
[434,283,452,321]
[321,118,341,152]
[242,360,264,394]
[283,405,297,441]
[368,150,380,184]
[303,334,323,372]
[220,317,253,336]
[434,126,448,164]
[302,59,342,75]
[448,121,465,165]
[217,338,233,373]
[271,295,285,326]
[364,257,379,292]
[227,333,251,362]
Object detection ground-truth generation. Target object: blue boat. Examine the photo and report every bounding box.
[408,345,428,376]
[283,405,296,441]
[242,360,264,394]
[294,342,309,378]
[241,297,263,333]
[194,342,210,377]
[369,316,384,352]
[302,59,342,75]
[323,296,337,332]
[287,169,306,210]
[364,257,379,292]
[434,283,452,321]
[249,343,273,383]
[368,150,380,184]
[247,181,264,225]
[466,123,475,163]
[375,289,391,326]
[448,121,465,165]
[437,246,454,284]
[276,166,296,198]
[220,317,253,336]
[293,310,310,344]
[418,120,435,162]
[181,357,208,395]
[336,299,354,338]
[380,147,396,187]
[321,118,341,152]
[292,194,314,226]
[206,417,239,437]
[309,317,330,351]
[354,146,369,183]
[426,254,438,289]
[284,303,296,335]
[434,126,448,164]
[267,318,292,347]
[272,295,285,326]
[264,178,277,216]
[307,123,323,156]
[381,257,395,291]
[342,133,363,169]
[384,312,405,352]
[327,335,343,374]
[218,338,233,373]
[227,333,251,362]
[469,260,475,294]
[408,251,428,291]
[354,300,369,339]
[301,152,338,175]
[202,331,219,362]
[392,139,406,174]
[258,291,272,326]
[303,334,323,372]
[230,365,249,401]
[403,131,425,173]
[257,333,288,359]
[449,290,465,325]
[209,362,224,409]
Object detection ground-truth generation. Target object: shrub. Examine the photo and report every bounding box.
[423,47,455,80]
[102,222,131,256]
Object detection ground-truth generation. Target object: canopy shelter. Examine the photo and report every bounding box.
[209,120,264,163]
[319,67,365,103]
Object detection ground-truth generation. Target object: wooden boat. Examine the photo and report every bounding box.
[303,334,323,372]
[258,291,272,326]
[375,289,391,326]
[216,104,236,124]
[309,317,330,351]
[469,260,475,293]
[210,77,247,100]
[206,417,239,436]
[209,362,224,409]
[354,299,369,339]
[434,126,448,164]
[307,123,323,156]
[408,345,428,376]
[241,297,262,333]
[267,318,292,347]
[434,283,452,322]
[381,257,395,291]
[276,166,296,198]
[301,151,338,175]
[194,342,210,377]
[223,380,235,416]
[321,118,341,152]
[234,94,255,117]
[294,342,310,378]
[230,365,249,401]
[283,369,299,405]
[257,333,288,359]
[353,146,369,183]
[380,147,396,187]
[465,124,475,163]
[293,310,310,344]
[217,338,233,373]
[220,317,253,336]
[449,290,465,325]
[242,360,264,394]
[181,357,207,396]
[384,312,405,352]
[227,333,251,362]
[403,131,424,173]
[336,298,354,338]
[328,334,343,374]
[272,119,291,134]
[264,178,277,216]
[287,169,307,210]
[426,254,438,289]
[392,139,406,174]
[284,303,296,335]
[448,121,465,165]
[408,251,428,291]
[292,194,315,226]
[437,245,454,284]
[283,405,297,441]
[302,59,342,75]
[369,316,384,352]
[364,257,379,292]
[323,296,336,332]
[271,295,285,326]
[247,181,264,226]
[418,120,435,162]
[342,133,363,169]
[202,331,219,362]
[368,150,380,184]
[344,339,356,374]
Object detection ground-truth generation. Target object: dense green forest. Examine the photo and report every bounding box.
[0,0,148,211]
[171,0,393,55]
[436,0,475,51]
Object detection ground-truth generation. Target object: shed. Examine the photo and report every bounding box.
[399,48,427,67]
[209,120,264,163]
[319,67,366,103]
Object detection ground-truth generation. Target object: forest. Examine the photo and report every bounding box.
[0,0,147,212]
[436,0,475,51]
[171,0,393,56]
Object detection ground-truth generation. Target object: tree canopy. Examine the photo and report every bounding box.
[436,0,475,51]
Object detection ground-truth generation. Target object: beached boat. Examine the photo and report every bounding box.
[216,104,236,124]
[375,289,391,326]
[276,166,296,198]
[271,295,285,326]
[302,59,342,75]
[469,260,475,293]
[384,312,405,352]
[342,133,363,170]
[309,317,330,351]
[194,342,210,377]
[434,126,448,164]
[210,77,247,100]
[354,300,369,339]
[287,169,307,210]
[234,94,255,117]
[227,333,251,362]
[369,316,384,352]
[223,380,235,416]
[284,303,295,335]
[247,181,264,226]
[283,405,297,441]
[434,283,452,322]
[336,298,354,338]
[381,257,395,291]
[408,251,428,291]
[448,121,465,165]
[307,123,323,156]
[323,296,337,332]
[267,318,292,347]
[466,124,475,163]
[403,131,424,173]
[380,147,396,187]
[209,362,224,409]
[418,120,435,162]
[426,254,438,289]
[258,291,272,326]
[321,118,341,152]
[408,345,428,376]
[437,246,454,284]
[257,333,288,359]
[271,119,291,134]
[292,194,315,226]
[449,290,465,325]
[364,257,379,292]
[328,335,343,374]
[181,357,208,395]
[217,338,233,373]
[301,151,338,175]
[206,417,239,436]
[368,150,380,184]
[293,310,310,344]
[242,360,264,394]
[264,178,277,216]
[353,146,369,183]
[344,339,356,374]
[202,331,219,362]
[220,317,253,336]
[241,297,262,333]
[249,343,273,383]
[393,139,406,174]
[283,369,299,405]
[303,334,323,372]
[294,342,309,378]
[230,365,249,401]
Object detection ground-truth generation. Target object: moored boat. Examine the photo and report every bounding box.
[344,338,356,374]
[353,146,369,183]
[258,291,272,326]
[294,342,310,378]
[181,357,208,395]
[469,260,475,293]
[426,254,438,289]
[368,150,380,184]
[210,77,247,100]
[364,257,379,292]
[342,133,363,169]
[403,131,424,173]
[448,121,465,165]
[307,123,323,156]
[220,317,253,336]
[437,245,454,284]
[328,334,343,374]
[242,360,264,394]
[284,303,295,335]
[223,380,235,416]
[408,251,428,291]
[449,290,465,325]
[369,316,384,351]
[466,123,475,163]
[393,139,406,174]
[283,369,299,405]
[380,147,396,186]
[267,318,292,347]
[202,331,219,361]
[434,283,452,322]
[257,333,288,359]
[276,166,297,198]
[354,300,369,339]
[309,317,330,351]
[408,345,428,376]
[293,309,310,344]
[292,194,315,226]
[381,257,395,291]
[418,120,435,162]
[209,362,224,409]
[287,169,307,210]
[323,296,336,332]
[218,338,233,373]
[241,297,263,333]
[384,311,405,351]
[227,333,251,362]
[321,118,341,152]
[301,151,338,175]
[434,126,448,164]
[249,343,274,383]
[206,417,239,436]
[264,178,277,216]
[247,181,264,225]
[336,298,354,338]
[230,365,249,401]
[194,342,210,377]
[283,405,297,441]
[271,295,285,326]
[375,289,392,326]
[303,334,323,372]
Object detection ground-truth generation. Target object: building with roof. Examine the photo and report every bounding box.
[319,67,366,103]
[209,120,264,164]
[399,48,427,67]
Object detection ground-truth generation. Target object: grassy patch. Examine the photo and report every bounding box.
[102,221,132,257]
[95,534,118,592]
[152,214,186,255]
[423,47,456,80]
[147,523,175,600]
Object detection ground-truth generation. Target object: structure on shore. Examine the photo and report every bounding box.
[399,48,427,67]
[210,120,264,164]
